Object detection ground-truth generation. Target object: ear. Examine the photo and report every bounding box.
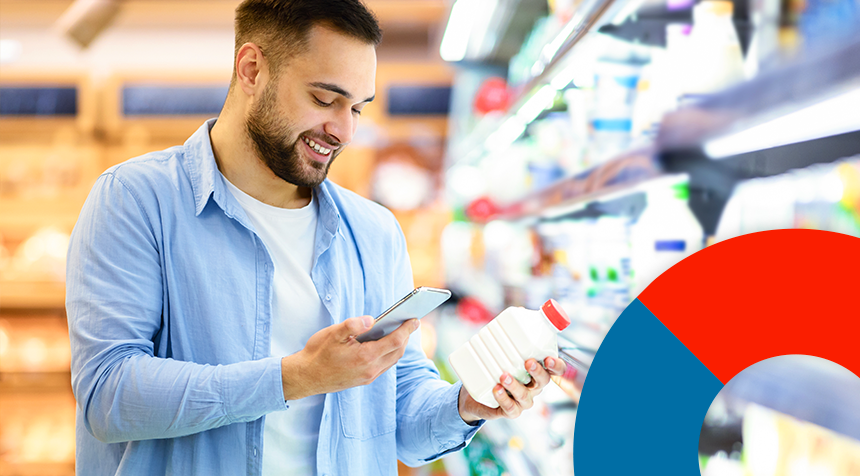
[235,42,268,97]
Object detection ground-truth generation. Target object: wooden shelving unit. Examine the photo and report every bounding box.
[0,281,66,310]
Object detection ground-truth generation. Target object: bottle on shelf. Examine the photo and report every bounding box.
[629,182,704,297]
[449,299,571,408]
[683,0,746,98]
[590,61,642,163]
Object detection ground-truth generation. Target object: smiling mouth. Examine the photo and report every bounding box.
[301,135,336,158]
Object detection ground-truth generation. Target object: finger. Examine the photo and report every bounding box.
[372,318,419,355]
[500,373,531,409]
[338,315,374,341]
[544,356,567,376]
[376,333,413,370]
[525,359,551,390]
[492,384,521,418]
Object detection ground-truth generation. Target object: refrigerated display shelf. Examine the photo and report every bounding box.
[450,0,623,165]
[467,36,860,232]
[491,146,661,221]
[657,35,860,153]
[658,36,860,234]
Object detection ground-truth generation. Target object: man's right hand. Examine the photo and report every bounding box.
[280,315,420,401]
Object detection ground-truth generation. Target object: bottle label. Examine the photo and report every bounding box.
[655,240,686,252]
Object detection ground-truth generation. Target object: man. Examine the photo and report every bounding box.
[66,1,567,475]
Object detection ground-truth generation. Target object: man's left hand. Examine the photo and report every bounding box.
[458,356,569,423]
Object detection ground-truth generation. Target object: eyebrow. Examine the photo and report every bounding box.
[309,82,375,103]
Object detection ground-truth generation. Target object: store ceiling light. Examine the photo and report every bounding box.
[440,0,500,62]
[55,0,120,48]
[704,87,860,159]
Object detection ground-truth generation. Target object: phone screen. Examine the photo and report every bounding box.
[355,287,451,342]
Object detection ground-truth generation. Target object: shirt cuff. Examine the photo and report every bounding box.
[432,381,484,450]
[223,356,289,422]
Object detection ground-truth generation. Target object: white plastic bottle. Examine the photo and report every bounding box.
[684,0,746,96]
[629,182,704,297]
[449,299,571,408]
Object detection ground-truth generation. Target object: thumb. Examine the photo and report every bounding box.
[338,315,374,340]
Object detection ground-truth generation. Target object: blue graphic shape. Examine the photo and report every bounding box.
[574,299,724,474]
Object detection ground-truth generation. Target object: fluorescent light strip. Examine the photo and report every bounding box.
[542,18,578,64]
[479,85,556,154]
[440,0,473,62]
[550,64,578,90]
[465,0,500,59]
[704,88,860,159]
[516,85,557,124]
[611,0,647,25]
[486,117,526,151]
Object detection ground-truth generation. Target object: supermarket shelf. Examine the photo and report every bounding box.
[476,37,860,231]
[494,147,662,221]
[657,36,860,234]
[450,0,622,165]
[0,372,72,391]
[0,461,75,476]
[657,35,860,153]
[0,280,66,310]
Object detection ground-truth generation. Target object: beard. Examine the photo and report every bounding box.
[245,82,340,189]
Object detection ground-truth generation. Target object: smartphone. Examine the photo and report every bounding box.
[355,287,452,343]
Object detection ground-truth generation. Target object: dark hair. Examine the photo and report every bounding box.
[233,0,382,80]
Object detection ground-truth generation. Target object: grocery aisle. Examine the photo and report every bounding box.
[432,0,860,474]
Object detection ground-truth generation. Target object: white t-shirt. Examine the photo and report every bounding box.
[223,175,328,476]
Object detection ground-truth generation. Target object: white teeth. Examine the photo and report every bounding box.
[303,136,331,155]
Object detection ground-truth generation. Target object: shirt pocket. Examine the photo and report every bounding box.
[338,367,396,440]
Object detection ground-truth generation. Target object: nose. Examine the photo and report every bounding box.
[323,107,357,146]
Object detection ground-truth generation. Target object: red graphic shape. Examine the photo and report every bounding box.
[639,229,860,384]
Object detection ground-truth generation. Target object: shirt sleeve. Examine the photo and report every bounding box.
[389,220,485,466]
[66,172,287,444]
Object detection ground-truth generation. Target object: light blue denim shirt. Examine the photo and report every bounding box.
[66,119,482,476]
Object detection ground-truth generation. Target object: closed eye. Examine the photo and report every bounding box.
[313,96,332,107]
[315,94,361,115]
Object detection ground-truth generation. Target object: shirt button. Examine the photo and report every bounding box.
[253,447,258,457]
[325,295,331,301]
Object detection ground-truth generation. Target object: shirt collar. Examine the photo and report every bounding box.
[183,119,341,233]
[184,118,221,217]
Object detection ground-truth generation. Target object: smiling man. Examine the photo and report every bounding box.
[66,1,566,475]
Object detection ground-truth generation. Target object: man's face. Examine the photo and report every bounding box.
[246,25,377,188]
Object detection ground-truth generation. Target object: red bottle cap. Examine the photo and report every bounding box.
[541,299,570,331]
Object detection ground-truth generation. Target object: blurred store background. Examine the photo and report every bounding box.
[0,0,858,475]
